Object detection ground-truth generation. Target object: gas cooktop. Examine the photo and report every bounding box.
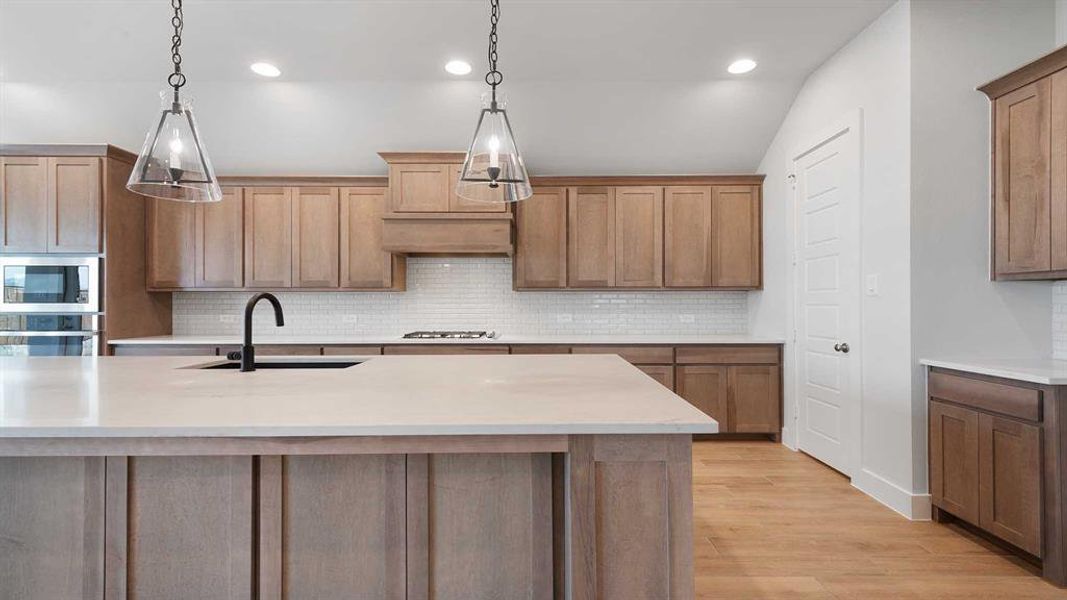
[402,331,498,339]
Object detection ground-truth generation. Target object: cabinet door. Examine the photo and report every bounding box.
[979,413,1041,556]
[244,187,292,288]
[388,164,450,212]
[340,187,399,289]
[567,187,615,288]
[675,365,728,429]
[664,186,712,287]
[929,400,980,524]
[292,187,340,288]
[615,186,663,288]
[711,185,761,287]
[1052,70,1067,270]
[146,197,195,289]
[995,80,1051,274]
[636,364,674,391]
[195,187,243,288]
[47,157,101,252]
[449,164,507,212]
[0,156,49,252]
[514,187,567,288]
[727,365,779,433]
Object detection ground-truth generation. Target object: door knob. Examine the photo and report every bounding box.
[834,342,850,354]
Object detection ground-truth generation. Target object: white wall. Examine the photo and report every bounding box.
[751,0,915,514]
[910,0,1054,493]
[755,0,1057,518]
[0,79,795,176]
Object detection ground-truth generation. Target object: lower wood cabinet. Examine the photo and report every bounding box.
[928,370,1045,562]
[636,364,674,389]
[675,359,780,435]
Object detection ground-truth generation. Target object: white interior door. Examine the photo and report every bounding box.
[791,115,861,477]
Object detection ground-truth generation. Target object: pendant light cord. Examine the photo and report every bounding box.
[485,0,503,107]
[167,0,186,95]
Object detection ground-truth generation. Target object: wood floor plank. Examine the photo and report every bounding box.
[692,441,1067,598]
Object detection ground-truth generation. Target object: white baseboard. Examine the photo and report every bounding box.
[852,468,931,520]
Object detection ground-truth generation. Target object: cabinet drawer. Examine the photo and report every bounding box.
[571,345,673,364]
[322,346,383,356]
[382,345,509,355]
[928,371,1041,422]
[510,345,570,354]
[675,345,779,365]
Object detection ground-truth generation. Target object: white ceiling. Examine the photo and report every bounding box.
[0,0,895,174]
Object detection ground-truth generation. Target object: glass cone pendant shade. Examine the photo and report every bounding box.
[127,92,222,203]
[457,93,532,203]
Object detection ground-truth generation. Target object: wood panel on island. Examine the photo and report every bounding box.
[514,177,764,290]
[980,44,1067,280]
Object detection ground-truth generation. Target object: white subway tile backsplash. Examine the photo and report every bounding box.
[173,257,748,337]
[1055,281,1067,359]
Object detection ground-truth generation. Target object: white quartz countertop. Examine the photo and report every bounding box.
[921,357,1067,385]
[0,355,718,438]
[107,334,786,346]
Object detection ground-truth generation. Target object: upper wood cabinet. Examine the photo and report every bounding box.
[244,187,293,288]
[291,187,340,288]
[195,187,243,288]
[614,186,663,288]
[340,187,404,290]
[664,186,713,287]
[568,187,616,287]
[514,179,762,290]
[388,164,450,212]
[0,156,100,253]
[514,187,568,289]
[712,185,761,287]
[979,46,1067,279]
[449,164,507,212]
[147,197,195,289]
[47,157,101,252]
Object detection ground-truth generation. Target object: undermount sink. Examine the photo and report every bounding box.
[198,360,363,370]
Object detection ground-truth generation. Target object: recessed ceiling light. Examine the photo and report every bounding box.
[250,62,281,78]
[727,58,757,75]
[445,60,472,76]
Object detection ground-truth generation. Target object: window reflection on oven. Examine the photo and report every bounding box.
[0,314,95,356]
[3,266,90,305]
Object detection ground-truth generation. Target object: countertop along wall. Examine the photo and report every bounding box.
[173,257,749,337]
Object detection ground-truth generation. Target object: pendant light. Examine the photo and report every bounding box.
[456,0,532,203]
[127,0,222,203]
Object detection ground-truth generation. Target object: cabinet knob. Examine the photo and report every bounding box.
[834,342,850,354]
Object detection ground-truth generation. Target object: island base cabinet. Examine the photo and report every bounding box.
[0,435,699,600]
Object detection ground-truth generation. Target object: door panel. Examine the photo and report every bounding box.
[794,122,860,476]
[929,400,980,525]
[615,186,663,287]
[636,364,674,390]
[995,80,1051,274]
[728,365,779,433]
[675,365,728,429]
[389,164,449,212]
[514,187,568,288]
[47,157,101,252]
[195,187,243,288]
[664,186,712,287]
[291,187,340,288]
[1052,70,1067,270]
[0,157,49,252]
[147,197,195,289]
[340,187,398,289]
[979,414,1041,556]
[244,187,292,288]
[711,185,759,287]
[567,187,615,287]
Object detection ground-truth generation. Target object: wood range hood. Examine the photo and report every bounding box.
[379,151,515,255]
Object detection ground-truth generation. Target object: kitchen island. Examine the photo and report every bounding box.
[0,354,715,600]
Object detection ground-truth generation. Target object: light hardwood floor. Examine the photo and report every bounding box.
[692,440,1067,599]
